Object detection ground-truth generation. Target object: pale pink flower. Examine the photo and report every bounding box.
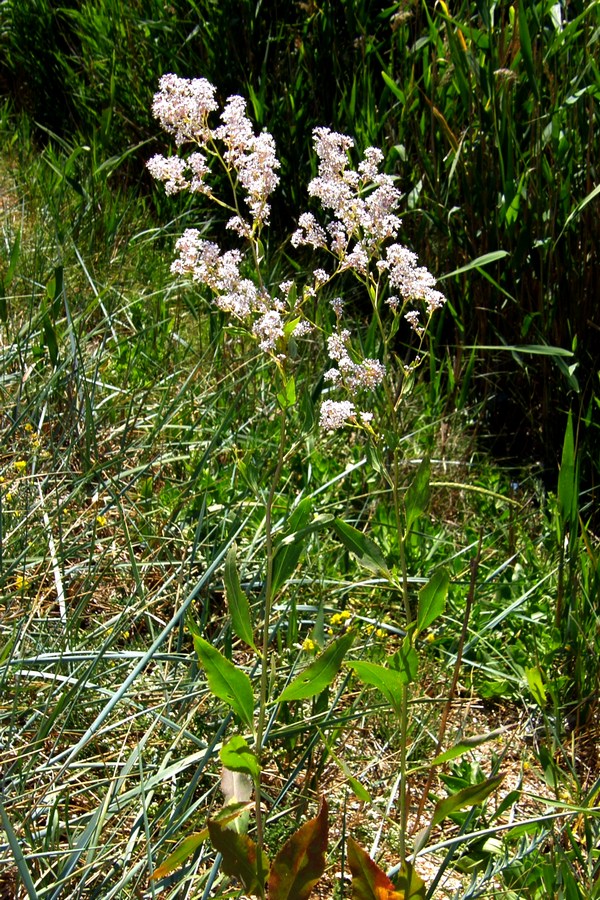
[151,74,217,145]
[319,399,356,431]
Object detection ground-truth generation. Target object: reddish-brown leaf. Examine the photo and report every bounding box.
[208,818,269,896]
[268,797,328,900]
[347,838,425,899]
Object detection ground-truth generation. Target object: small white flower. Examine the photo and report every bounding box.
[319,400,356,431]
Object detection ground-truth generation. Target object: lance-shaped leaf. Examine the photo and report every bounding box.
[390,637,418,685]
[268,797,328,900]
[432,774,504,828]
[416,569,449,635]
[431,728,507,766]
[279,631,355,702]
[277,374,297,409]
[208,819,269,896]
[220,735,260,781]
[348,661,405,716]
[333,519,390,579]
[193,636,254,729]
[347,837,426,899]
[225,544,257,652]
[404,457,430,535]
[152,803,249,881]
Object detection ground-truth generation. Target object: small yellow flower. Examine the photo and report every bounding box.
[330,610,351,627]
[425,632,435,643]
[364,623,375,635]
[13,460,27,472]
[24,423,33,433]
[96,514,108,527]
[5,492,13,504]
[375,628,386,639]
[14,574,30,592]
[302,637,315,652]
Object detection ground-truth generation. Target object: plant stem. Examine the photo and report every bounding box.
[254,402,287,866]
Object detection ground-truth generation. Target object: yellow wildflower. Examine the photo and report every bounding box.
[96,515,108,528]
[13,460,27,472]
[302,637,315,652]
[14,574,30,592]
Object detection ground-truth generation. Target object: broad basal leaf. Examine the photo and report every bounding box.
[193,636,254,729]
[208,819,269,896]
[278,631,355,702]
[152,831,207,880]
[269,796,328,900]
[347,837,427,899]
[152,804,250,880]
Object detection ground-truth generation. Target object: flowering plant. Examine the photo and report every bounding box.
[148,73,447,898]
[148,74,444,434]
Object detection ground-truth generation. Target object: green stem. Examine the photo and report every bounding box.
[254,403,287,871]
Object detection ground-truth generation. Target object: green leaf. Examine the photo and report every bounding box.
[224,544,256,652]
[5,231,21,287]
[390,636,419,685]
[333,518,390,578]
[0,801,39,899]
[431,729,507,766]
[432,774,504,828]
[525,666,547,708]
[277,375,296,409]
[268,797,328,900]
[271,497,314,597]
[349,661,406,715]
[279,631,355,702]
[46,265,64,318]
[193,636,254,729]
[518,0,540,101]
[558,410,578,527]
[347,837,426,899]
[220,736,260,780]
[416,569,449,635]
[439,250,509,279]
[208,819,269,895]
[152,831,208,880]
[381,69,405,103]
[404,457,430,535]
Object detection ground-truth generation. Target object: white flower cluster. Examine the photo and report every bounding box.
[322,328,385,427]
[378,245,445,315]
[148,75,296,357]
[291,126,445,315]
[148,75,445,435]
[289,126,446,431]
[147,74,280,226]
[170,229,288,351]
